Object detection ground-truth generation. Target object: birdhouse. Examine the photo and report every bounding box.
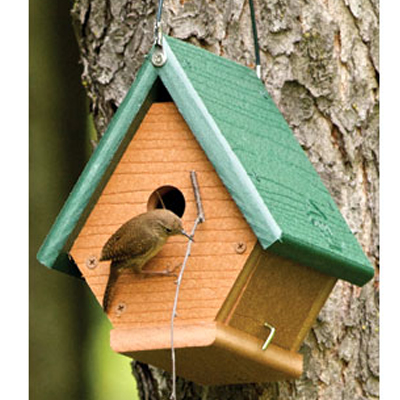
[37,36,374,385]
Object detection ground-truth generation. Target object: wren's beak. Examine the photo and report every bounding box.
[181,229,194,241]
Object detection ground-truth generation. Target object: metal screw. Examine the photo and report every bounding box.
[152,48,167,67]
[116,302,127,317]
[235,242,247,254]
[153,53,162,64]
[86,255,98,269]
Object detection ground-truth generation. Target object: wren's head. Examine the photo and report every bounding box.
[148,209,192,240]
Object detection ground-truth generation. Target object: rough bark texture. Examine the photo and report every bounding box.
[71,0,379,399]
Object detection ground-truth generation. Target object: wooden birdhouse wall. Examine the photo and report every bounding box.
[69,101,339,384]
[70,102,257,329]
[217,245,337,352]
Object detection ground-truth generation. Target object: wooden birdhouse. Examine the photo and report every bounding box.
[37,36,374,385]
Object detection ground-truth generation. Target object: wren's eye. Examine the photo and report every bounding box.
[164,227,172,233]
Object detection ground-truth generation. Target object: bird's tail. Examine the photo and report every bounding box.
[103,263,121,312]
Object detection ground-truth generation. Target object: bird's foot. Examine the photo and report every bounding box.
[141,263,181,277]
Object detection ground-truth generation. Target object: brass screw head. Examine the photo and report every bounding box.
[235,242,247,254]
[86,255,98,269]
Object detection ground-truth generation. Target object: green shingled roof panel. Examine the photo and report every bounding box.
[164,36,373,285]
[37,35,374,286]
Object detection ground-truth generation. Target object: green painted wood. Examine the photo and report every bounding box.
[37,35,374,286]
[163,36,373,285]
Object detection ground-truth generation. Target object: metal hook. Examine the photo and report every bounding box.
[154,20,163,47]
[152,0,167,67]
[154,0,164,47]
[262,322,276,351]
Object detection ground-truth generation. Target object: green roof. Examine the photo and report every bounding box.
[37,36,374,286]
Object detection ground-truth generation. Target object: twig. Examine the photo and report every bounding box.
[156,190,167,210]
[170,171,205,400]
[190,171,205,223]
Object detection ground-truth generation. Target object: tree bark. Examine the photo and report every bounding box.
[71,1,379,399]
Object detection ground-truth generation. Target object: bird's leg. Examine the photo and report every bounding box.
[141,263,181,277]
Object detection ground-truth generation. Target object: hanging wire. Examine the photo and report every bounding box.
[156,0,164,23]
[249,0,261,78]
[154,0,165,46]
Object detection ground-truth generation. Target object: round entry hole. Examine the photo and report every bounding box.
[147,186,186,218]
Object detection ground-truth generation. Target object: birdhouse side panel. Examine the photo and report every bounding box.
[221,246,337,351]
[70,102,257,328]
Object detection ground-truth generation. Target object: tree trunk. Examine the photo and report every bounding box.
[71,1,379,399]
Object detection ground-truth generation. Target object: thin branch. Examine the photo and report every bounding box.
[170,171,205,400]
[190,171,205,223]
[156,190,167,210]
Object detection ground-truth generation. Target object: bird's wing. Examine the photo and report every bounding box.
[100,219,159,262]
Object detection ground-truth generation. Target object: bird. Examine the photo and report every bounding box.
[100,209,192,312]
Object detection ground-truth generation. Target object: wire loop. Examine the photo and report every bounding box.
[154,0,164,46]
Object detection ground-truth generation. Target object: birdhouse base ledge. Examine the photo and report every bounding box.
[110,322,303,385]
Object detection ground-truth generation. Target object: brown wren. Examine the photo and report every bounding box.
[100,209,192,312]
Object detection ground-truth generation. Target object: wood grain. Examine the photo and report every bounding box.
[70,102,257,328]
[222,245,337,351]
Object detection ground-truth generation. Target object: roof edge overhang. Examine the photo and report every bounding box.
[269,232,375,286]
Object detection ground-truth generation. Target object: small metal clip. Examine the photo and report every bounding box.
[262,322,276,351]
[154,20,163,47]
[256,64,261,79]
[152,1,167,67]
[152,19,167,67]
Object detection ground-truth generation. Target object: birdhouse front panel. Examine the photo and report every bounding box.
[69,101,257,328]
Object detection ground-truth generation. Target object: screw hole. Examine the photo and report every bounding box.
[115,303,127,317]
[235,242,247,254]
[85,255,98,269]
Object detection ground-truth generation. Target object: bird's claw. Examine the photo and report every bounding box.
[142,263,181,277]
[165,263,182,277]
